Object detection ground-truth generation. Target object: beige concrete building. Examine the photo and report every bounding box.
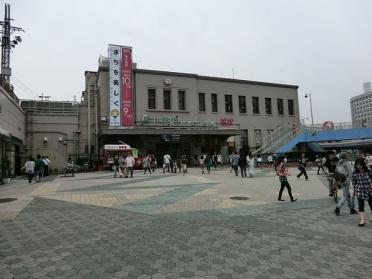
[20,100,79,172]
[350,82,372,126]
[87,54,300,163]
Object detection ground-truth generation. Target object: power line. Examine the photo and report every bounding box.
[11,76,40,99]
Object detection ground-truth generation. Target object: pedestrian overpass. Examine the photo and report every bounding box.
[253,122,372,155]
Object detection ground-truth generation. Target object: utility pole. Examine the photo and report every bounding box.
[88,85,91,170]
[0,3,24,82]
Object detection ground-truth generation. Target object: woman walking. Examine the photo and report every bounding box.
[22,156,35,184]
[275,155,297,202]
[238,153,247,178]
[247,154,255,178]
[205,154,212,174]
[352,158,372,227]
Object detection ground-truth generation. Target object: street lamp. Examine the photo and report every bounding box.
[304,94,314,134]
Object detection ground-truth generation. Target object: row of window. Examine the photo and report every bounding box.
[147,88,295,116]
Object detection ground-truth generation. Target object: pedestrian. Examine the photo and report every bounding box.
[322,155,327,174]
[181,153,188,175]
[199,153,205,174]
[334,152,358,216]
[163,154,171,173]
[213,152,218,170]
[316,154,324,175]
[125,153,135,178]
[256,154,263,168]
[42,156,50,176]
[217,154,224,168]
[22,156,35,184]
[267,154,273,166]
[247,154,255,178]
[325,150,339,196]
[150,155,156,173]
[143,155,152,174]
[205,154,212,174]
[34,154,44,182]
[352,158,372,226]
[297,153,309,180]
[238,153,247,178]
[366,153,372,171]
[231,152,240,176]
[228,153,233,173]
[113,155,120,178]
[275,155,297,202]
[119,155,125,177]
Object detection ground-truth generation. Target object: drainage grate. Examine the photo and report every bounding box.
[230,196,250,201]
[0,198,17,203]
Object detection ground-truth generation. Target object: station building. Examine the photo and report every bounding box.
[81,45,301,163]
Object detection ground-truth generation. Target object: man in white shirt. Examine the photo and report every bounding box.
[43,156,50,176]
[125,153,135,178]
[163,154,171,173]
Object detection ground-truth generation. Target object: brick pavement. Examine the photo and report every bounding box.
[0,168,371,278]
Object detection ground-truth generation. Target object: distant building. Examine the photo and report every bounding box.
[351,82,372,126]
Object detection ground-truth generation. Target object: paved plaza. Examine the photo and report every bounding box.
[0,167,371,279]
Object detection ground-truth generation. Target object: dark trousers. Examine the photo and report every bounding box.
[27,172,34,183]
[233,165,238,176]
[128,167,133,177]
[44,165,49,176]
[297,167,308,179]
[240,166,247,178]
[144,167,151,174]
[278,181,294,200]
[357,197,372,212]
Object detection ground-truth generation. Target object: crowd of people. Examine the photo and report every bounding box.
[21,155,50,183]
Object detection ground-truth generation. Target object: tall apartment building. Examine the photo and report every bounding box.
[351,82,372,126]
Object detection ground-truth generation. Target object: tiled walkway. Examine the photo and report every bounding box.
[0,168,371,278]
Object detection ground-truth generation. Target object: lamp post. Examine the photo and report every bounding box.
[304,94,314,134]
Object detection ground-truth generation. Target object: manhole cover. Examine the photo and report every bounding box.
[0,198,17,203]
[230,196,250,201]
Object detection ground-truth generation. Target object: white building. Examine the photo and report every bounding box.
[350,82,372,126]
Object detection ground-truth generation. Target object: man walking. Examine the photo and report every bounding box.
[34,154,44,182]
[334,152,358,216]
[231,152,240,176]
[125,153,135,178]
[297,153,309,180]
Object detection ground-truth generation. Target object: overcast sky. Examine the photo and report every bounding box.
[5,0,372,123]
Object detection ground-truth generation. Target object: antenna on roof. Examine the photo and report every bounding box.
[38,92,51,101]
[232,68,235,79]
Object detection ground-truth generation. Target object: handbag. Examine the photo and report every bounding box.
[333,171,347,183]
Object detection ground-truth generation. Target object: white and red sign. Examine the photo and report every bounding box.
[121,47,133,126]
[220,118,234,126]
[109,45,121,126]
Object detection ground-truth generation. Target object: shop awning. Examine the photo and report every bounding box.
[0,127,10,137]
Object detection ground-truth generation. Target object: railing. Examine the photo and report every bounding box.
[252,122,302,155]
[303,122,371,131]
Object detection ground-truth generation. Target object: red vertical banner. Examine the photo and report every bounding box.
[120,47,133,126]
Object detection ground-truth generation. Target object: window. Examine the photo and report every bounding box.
[148,88,156,109]
[277,99,284,115]
[265,98,272,114]
[288,99,294,115]
[178,90,186,110]
[252,97,260,114]
[163,89,171,110]
[211,94,218,112]
[199,93,206,112]
[225,95,233,113]
[239,96,246,113]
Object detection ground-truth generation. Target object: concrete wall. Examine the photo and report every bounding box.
[26,112,78,172]
[0,86,25,142]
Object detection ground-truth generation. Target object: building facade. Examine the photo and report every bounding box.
[0,83,25,178]
[351,82,372,126]
[83,46,300,163]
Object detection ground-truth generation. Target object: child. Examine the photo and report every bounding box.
[275,155,297,202]
[352,158,372,227]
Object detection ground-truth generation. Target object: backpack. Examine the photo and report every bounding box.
[333,171,346,183]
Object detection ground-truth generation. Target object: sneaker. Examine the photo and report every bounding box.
[291,198,298,202]
[350,209,358,215]
[334,207,340,216]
